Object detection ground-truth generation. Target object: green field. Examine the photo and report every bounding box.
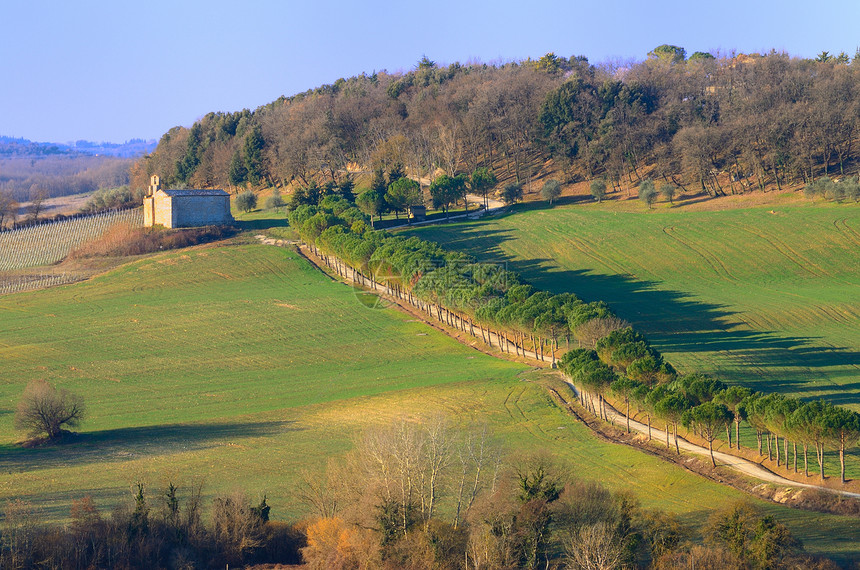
[0,237,858,560]
[406,199,860,411]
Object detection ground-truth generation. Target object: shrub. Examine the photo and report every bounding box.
[264,191,284,210]
[501,183,524,205]
[236,190,258,213]
[541,179,562,204]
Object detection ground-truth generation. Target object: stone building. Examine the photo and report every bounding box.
[143,175,233,228]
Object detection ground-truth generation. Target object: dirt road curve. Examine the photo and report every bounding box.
[569,382,860,498]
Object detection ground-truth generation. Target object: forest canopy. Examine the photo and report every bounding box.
[133,48,860,197]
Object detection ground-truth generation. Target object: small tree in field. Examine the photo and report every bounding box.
[659,182,677,204]
[541,179,562,205]
[15,379,85,441]
[590,179,607,203]
[236,190,258,213]
[638,179,658,209]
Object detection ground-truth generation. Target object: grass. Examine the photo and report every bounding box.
[0,228,857,561]
[404,199,860,409]
[403,198,860,482]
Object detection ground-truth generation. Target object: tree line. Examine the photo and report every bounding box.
[134,48,860,201]
[1,420,838,569]
[560,333,860,483]
[287,194,860,487]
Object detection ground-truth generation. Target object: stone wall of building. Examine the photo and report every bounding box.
[172,195,232,227]
[153,194,175,227]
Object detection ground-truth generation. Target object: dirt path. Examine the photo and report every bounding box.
[383,194,507,230]
[570,384,860,499]
[255,235,860,501]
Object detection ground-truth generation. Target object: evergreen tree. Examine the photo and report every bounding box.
[243,125,266,186]
[228,149,247,187]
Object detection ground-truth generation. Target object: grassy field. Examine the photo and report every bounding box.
[406,198,860,411]
[0,234,858,560]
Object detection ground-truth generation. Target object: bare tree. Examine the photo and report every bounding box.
[0,191,18,230]
[573,317,629,348]
[211,490,266,564]
[564,522,625,570]
[14,379,85,441]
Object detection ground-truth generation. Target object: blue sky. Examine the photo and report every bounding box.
[2,0,859,143]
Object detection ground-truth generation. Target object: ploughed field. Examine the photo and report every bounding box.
[406,200,860,411]
[0,239,857,560]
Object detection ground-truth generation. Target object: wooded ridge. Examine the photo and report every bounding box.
[135,48,860,198]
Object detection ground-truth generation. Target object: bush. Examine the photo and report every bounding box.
[590,179,607,203]
[264,191,284,210]
[236,190,258,213]
[541,179,562,205]
[501,182,523,205]
[68,224,238,259]
[638,179,658,209]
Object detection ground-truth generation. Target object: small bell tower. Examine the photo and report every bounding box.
[148,175,161,197]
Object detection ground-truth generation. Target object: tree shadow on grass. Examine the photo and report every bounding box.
[0,420,296,473]
[412,222,860,401]
[236,218,290,231]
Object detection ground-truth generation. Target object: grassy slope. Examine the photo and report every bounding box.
[0,238,856,559]
[406,199,860,408]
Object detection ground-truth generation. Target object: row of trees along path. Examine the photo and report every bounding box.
[257,235,860,500]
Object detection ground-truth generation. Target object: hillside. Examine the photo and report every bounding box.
[1,235,859,562]
[405,198,860,412]
[133,50,860,209]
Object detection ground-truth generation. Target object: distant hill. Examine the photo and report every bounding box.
[0,136,157,158]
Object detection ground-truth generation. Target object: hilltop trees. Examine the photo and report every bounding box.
[429,174,466,218]
[134,48,860,202]
[14,379,85,442]
[469,167,497,209]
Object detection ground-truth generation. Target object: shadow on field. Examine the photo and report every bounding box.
[236,218,289,231]
[414,222,860,397]
[0,420,295,472]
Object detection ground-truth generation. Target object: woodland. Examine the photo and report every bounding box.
[133,48,860,198]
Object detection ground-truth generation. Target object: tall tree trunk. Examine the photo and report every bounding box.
[709,438,716,467]
[625,399,630,433]
[817,443,825,481]
[775,435,780,467]
[840,434,846,484]
[726,425,732,449]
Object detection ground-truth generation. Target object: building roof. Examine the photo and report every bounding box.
[159,189,230,197]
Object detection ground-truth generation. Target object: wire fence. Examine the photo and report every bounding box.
[0,272,80,296]
[0,208,142,271]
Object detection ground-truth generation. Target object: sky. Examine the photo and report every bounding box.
[2,0,859,144]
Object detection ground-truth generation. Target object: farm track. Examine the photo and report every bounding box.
[265,237,860,503]
[833,217,860,247]
[662,225,737,281]
[543,227,631,276]
[730,223,830,279]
